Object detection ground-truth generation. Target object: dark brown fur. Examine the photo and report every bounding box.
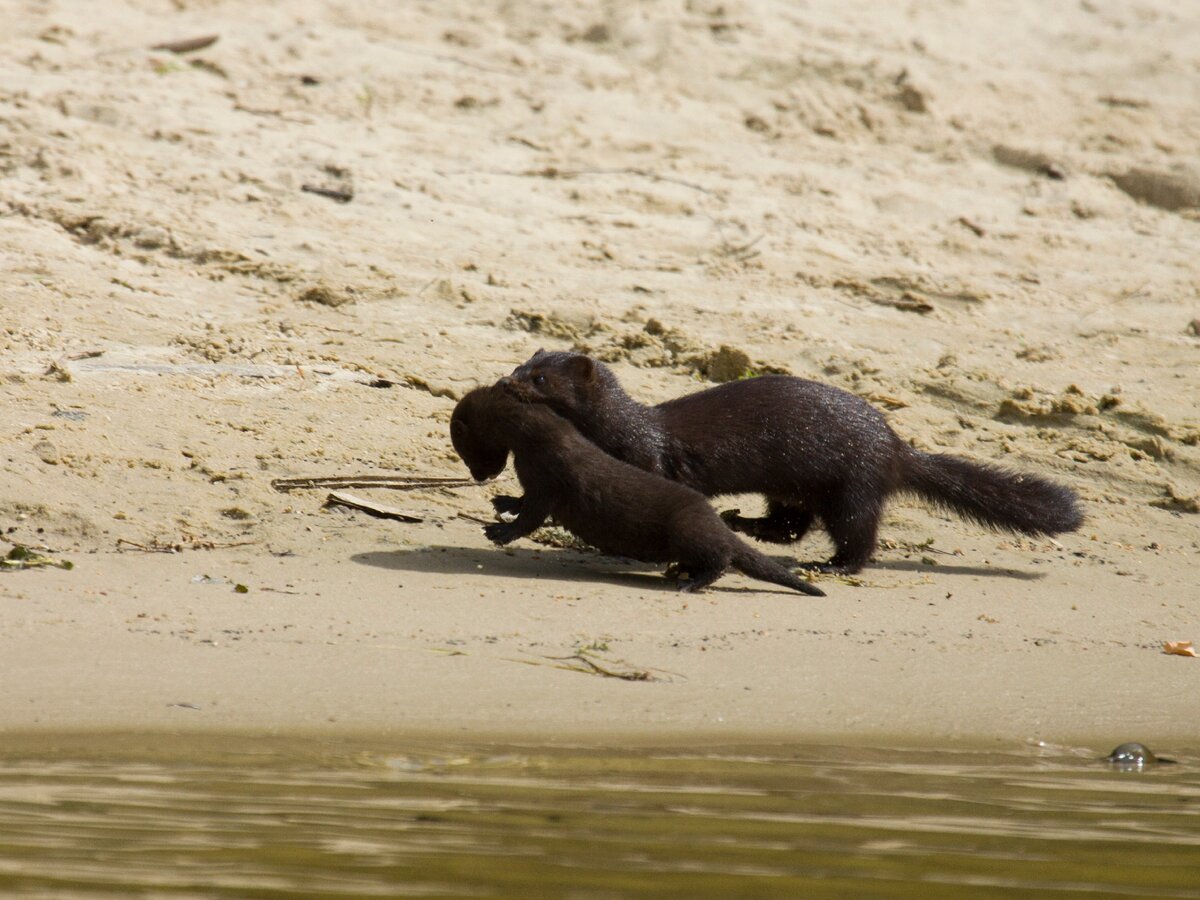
[449,385,824,596]
[502,350,1084,574]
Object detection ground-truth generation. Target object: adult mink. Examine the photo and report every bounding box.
[450,385,824,596]
[501,350,1083,574]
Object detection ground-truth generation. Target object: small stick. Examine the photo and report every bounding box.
[515,166,720,198]
[117,538,177,553]
[325,492,423,522]
[957,216,986,237]
[546,654,652,682]
[457,512,493,526]
[301,184,354,203]
[272,475,474,493]
[117,537,256,553]
[152,34,219,54]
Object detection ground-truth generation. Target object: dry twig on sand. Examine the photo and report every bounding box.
[544,653,653,682]
[324,492,423,522]
[271,475,473,493]
[151,34,219,54]
[116,537,256,553]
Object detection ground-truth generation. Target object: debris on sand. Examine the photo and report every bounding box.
[992,144,1066,180]
[1110,167,1200,212]
[272,475,473,493]
[151,34,219,54]
[1150,484,1199,514]
[2,545,74,571]
[324,491,424,522]
[296,283,356,307]
[687,344,753,382]
[301,184,355,204]
[1162,641,1196,658]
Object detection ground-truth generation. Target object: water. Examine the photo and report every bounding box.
[0,736,1196,897]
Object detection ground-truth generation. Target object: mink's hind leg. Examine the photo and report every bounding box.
[800,490,882,574]
[721,502,813,545]
[676,567,723,593]
[670,528,728,593]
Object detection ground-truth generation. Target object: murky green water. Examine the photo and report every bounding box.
[0,736,1196,897]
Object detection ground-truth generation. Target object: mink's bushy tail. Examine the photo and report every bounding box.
[898,447,1083,536]
[733,547,825,597]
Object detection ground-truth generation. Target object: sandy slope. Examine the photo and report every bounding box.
[2,0,1198,745]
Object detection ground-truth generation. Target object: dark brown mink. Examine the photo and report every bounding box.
[449,385,824,596]
[501,350,1083,574]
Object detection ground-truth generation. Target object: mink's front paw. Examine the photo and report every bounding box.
[483,521,521,545]
[491,495,523,517]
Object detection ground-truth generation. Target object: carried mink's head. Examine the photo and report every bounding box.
[501,349,601,413]
[449,387,509,482]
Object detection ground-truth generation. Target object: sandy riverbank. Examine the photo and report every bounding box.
[2,0,1198,746]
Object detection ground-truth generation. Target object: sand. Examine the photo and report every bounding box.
[2,0,1198,747]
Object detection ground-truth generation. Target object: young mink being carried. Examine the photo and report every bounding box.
[449,385,824,596]
[502,350,1083,574]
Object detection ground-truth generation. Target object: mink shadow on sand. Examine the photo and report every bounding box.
[352,545,677,592]
[865,559,1045,580]
[352,546,814,596]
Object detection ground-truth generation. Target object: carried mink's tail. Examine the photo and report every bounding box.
[898,447,1083,536]
[732,547,825,597]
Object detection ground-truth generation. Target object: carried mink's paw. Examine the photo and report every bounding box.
[720,508,806,544]
[483,521,522,545]
[491,494,523,517]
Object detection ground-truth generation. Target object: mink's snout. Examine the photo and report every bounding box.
[499,376,534,402]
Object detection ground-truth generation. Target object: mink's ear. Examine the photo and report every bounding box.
[450,419,468,440]
[569,355,596,382]
[531,348,548,360]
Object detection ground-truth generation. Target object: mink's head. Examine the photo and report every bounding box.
[501,349,602,413]
[449,387,509,482]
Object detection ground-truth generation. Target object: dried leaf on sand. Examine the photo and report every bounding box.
[1162,641,1197,658]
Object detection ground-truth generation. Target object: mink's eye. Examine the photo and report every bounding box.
[533,374,545,386]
